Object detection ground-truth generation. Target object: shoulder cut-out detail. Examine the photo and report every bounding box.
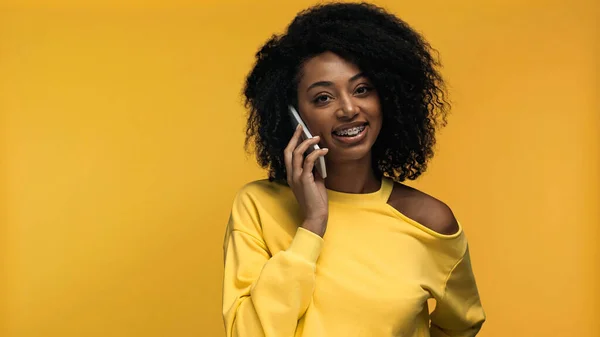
[386,183,460,236]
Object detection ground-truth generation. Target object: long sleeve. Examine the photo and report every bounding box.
[222,189,323,337]
[430,246,486,337]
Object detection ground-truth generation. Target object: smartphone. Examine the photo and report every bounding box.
[288,105,327,179]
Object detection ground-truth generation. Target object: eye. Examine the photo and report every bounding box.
[313,94,332,104]
[355,85,372,96]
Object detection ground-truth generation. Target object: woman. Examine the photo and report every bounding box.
[222,3,485,337]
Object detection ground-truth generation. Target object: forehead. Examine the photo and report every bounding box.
[299,52,362,85]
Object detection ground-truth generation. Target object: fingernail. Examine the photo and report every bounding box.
[296,125,301,130]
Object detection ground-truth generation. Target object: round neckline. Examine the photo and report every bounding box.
[326,177,393,204]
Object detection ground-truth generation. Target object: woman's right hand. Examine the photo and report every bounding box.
[284,125,330,237]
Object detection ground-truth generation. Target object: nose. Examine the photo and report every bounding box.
[336,95,359,120]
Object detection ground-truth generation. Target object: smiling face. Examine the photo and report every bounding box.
[295,52,382,164]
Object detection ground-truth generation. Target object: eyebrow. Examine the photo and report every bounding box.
[306,72,366,92]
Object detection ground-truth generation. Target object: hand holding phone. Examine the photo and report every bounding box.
[284,109,330,237]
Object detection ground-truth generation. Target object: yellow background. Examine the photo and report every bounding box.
[1,1,598,336]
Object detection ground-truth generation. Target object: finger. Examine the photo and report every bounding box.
[302,148,328,181]
[292,136,321,180]
[284,125,303,183]
[293,135,321,160]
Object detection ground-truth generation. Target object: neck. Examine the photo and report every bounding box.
[324,154,380,194]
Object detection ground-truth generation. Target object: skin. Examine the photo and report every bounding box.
[284,52,382,237]
[284,52,459,238]
[296,52,382,196]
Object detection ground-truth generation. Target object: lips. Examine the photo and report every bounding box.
[331,123,369,145]
[333,124,366,137]
[332,121,369,134]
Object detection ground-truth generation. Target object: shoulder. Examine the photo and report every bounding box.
[387,182,460,236]
[231,179,296,218]
[228,179,299,235]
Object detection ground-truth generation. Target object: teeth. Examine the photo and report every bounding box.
[335,125,365,136]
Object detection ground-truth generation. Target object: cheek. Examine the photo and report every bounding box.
[368,114,383,142]
[367,95,382,122]
[370,121,383,141]
[374,112,383,128]
[316,120,333,139]
[369,104,383,131]
[304,116,330,138]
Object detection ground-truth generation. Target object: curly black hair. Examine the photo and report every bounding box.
[243,2,449,183]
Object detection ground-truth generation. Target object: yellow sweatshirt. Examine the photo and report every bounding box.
[222,178,485,337]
